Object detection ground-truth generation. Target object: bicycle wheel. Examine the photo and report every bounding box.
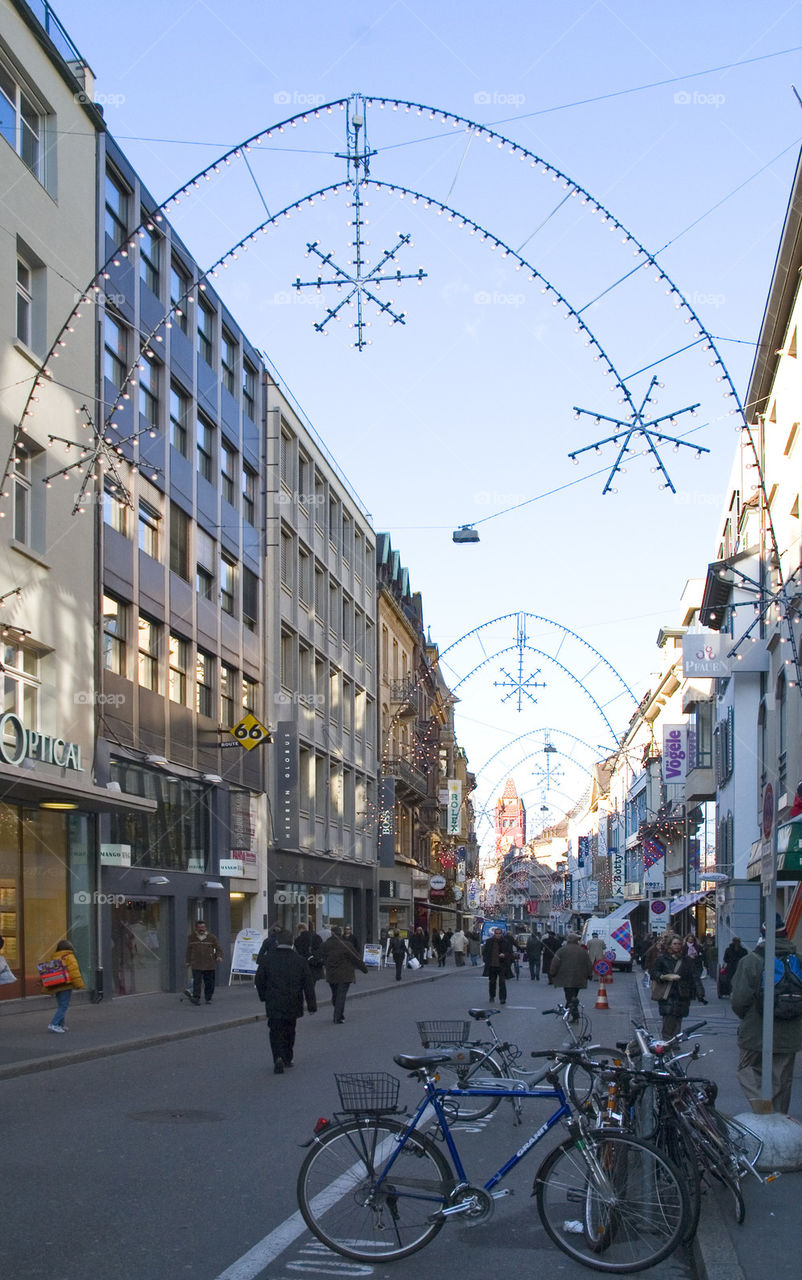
[297,1116,453,1261]
[434,1049,505,1120]
[654,1118,702,1243]
[690,1101,746,1224]
[564,1048,626,1113]
[536,1131,689,1273]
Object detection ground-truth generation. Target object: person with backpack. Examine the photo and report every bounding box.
[731,914,802,1114]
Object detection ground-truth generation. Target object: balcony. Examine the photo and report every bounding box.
[389,676,418,718]
[384,755,428,799]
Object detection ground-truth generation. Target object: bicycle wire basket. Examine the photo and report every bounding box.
[334,1072,401,1113]
[416,1020,471,1047]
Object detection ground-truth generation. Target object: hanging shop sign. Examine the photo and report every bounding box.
[430,874,446,891]
[219,859,244,878]
[662,725,688,784]
[100,843,131,868]
[446,779,462,835]
[0,713,83,771]
[681,633,729,678]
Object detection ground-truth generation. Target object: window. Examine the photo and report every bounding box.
[242,566,258,631]
[299,451,311,506]
[242,675,257,715]
[104,314,127,390]
[220,663,236,725]
[299,547,311,607]
[197,298,214,366]
[221,441,237,506]
[315,565,326,620]
[242,360,256,419]
[16,256,32,346]
[139,216,161,295]
[221,555,237,615]
[196,526,216,600]
[280,530,293,590]
[280,426,295,491]
[169,634,189,704]
[169,503,190,579]
[102,595,126,674]
[2,643,39,723]
[12,449,31,545]
[0,63,41,179]
[104,169,129,246]
[221,329,237,396]
[170,258,190,333]
[242,465,256,525]
[169,382,189,456]
[137,616,160,691]
[197,413,214,482]
[196,651,213,718]
[138,501,160,559]
[104,482,129,536]
[138,356,160,431]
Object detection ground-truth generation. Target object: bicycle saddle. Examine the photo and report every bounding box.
[468,1008,493,1020]
[394,1052,454,1070]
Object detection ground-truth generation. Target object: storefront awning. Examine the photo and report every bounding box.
[745,839,763,881]
[0,761,157,815]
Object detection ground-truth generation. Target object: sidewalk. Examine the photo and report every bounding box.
[0,957,455,1080]
[633,966,802,1280]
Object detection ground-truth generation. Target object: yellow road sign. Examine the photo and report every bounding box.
[229,714,271,751]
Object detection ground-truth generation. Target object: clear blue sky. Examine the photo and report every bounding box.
[59,0,802,849]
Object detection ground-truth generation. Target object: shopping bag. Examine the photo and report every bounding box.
[37,959,70,988]
[408,956,421,970]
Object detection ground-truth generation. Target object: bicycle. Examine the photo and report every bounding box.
[297,1048,691,1272]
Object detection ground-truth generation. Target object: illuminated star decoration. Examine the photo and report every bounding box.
[292,96,427,350]
[493,613,546,712]
[44,404,160,516]
[568,375,707,494]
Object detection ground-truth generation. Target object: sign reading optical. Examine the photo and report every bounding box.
[229,714,270,751]
[0,713,83,771]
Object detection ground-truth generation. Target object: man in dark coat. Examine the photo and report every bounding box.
[549,932,593,1018]
[731,919,802,1114]
[294,921,323,980]
[482,928,514,1005]
[320,925,368,1023]
[541,931,561,985]
[254,928,317,1073]
[526,931,543,980]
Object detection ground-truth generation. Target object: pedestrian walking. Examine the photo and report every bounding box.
[343,925,361,956]
[526,931,543,980]
[684,933,707,1003]
[731,915,802,1114]
[254,927,317,1073]
[650,934,696,1039]
[451,928,467,966]
[184,921,223,1005]
[294,920,324,981]
[387,930,408,981]
[586,932,606,978]
[720,936,748,993]
[549,932,592,1017]
[409,927,426,967]
[541,931,561,984]
[44,939,84,1033]
[467,928,482,966]
[482,927,514,1005]
[320,925,368,1023]
[432,929,449,967]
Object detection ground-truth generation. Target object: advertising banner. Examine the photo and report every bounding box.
[378,777,396,868]
[230,928,266,978]
[682,633,729,678]
[610,843,626,898]
[643,837,666,893]
[662,724,688,785]
[275,721,299,849]
[447,779,462,835]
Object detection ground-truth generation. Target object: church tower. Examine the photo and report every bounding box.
[495,777,526,857]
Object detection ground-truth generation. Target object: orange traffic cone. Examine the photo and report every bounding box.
[595,982,610,1011]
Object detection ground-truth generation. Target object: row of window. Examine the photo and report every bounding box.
[280,531,374,656]
[296,746,375,829]
[279,425,374,582]
[103,490,260,629]
[105,169,259,407]
[102,594,257,721]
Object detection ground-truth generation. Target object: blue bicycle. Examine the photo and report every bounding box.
[297,1048,690,1272]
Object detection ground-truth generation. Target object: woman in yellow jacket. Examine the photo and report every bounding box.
[47,940,85,1034]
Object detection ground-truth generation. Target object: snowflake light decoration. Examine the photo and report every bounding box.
[568,374,707,494]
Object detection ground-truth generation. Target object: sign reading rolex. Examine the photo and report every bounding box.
[0,713,83,771]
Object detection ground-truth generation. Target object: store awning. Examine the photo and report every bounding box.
[0,761,157,815]
[745,839,763,881]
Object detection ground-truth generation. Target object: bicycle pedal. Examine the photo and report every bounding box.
[764,1171,782,1183]
[491,1188,513,1199]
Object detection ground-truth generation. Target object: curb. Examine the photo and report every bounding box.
[633,970,743,1280]
[0,961,461,1081]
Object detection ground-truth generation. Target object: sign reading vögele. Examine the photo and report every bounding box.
[0,713,83,771]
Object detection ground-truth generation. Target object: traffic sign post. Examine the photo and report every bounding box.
[759,783,776,1112]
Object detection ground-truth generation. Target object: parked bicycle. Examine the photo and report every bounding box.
[297,1047,691,1273]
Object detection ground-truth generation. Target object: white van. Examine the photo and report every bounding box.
[581,904,639,972]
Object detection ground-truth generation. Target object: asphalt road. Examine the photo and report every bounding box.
[4,969,694,1280]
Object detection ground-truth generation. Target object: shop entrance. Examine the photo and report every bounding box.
[111,898,169,994]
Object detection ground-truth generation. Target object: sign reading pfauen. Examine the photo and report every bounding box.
[0,713,84,771]
[662,724,688,784]
[681,632,729,677]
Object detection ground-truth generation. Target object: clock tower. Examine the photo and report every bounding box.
[495,777,526,857]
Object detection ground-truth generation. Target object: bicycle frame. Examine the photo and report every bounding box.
[373,1075,572,1200]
